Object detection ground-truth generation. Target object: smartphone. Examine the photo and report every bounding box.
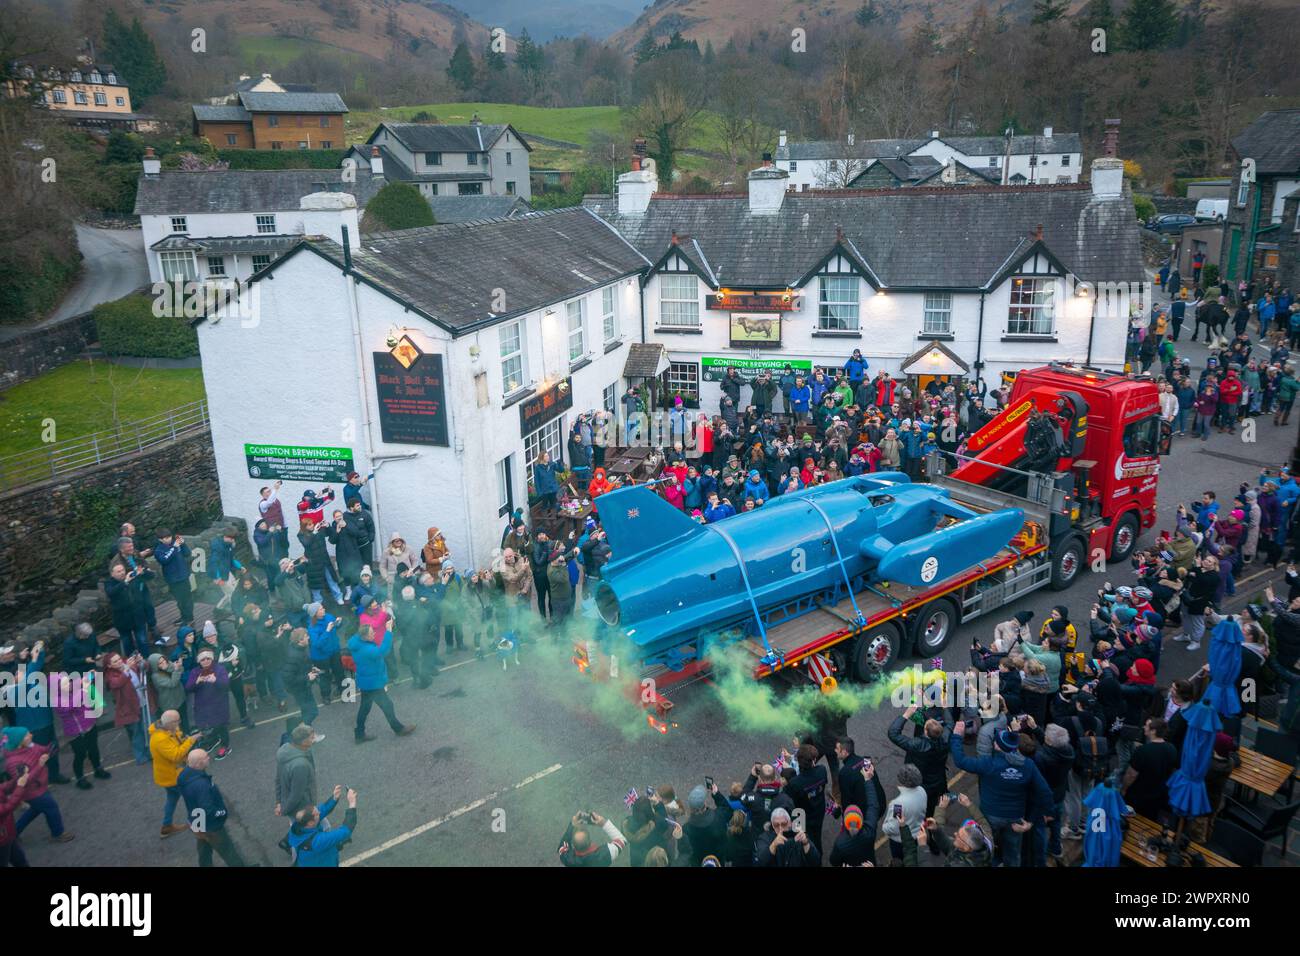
[893,804,904,821]
[704,776,714,790]
[945,792,960,801]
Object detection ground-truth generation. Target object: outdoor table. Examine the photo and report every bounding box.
[1230,747,1294,799]
[1121,814,1237,868]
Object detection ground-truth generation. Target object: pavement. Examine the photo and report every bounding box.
[16,322,1296,869]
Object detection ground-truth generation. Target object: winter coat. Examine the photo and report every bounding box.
[148,654,186,714]
[178,766,229,832]
[500,558,532,598]
[209,537,241,581]
[328,519,366,581]
[288,798,356,867]
[0,775,34,847]
[948,737,1053,821]
[346,630,393,692]
[149,722,196,788]
[755,829,821,867]
[3,741,51,799]
[105,662,149,727]
[533,460,562,496]
[185,663,232,728]
[153,540,192,584]
[275,741,317,818]
[547,564,573,612]
[297,528,333,591]
[887,715,951,794]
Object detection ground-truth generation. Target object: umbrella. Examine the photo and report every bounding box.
[1167,699,1222,820]
[1082,782,1125,867]
[1200,617,1243,719]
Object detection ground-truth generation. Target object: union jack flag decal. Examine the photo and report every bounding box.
[624,788,639,809]
[627,508,640,519]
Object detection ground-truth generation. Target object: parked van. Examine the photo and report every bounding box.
[1195,198,1228,221]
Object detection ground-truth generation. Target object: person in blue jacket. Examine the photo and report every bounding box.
[178,749,246,867]
[288,786,358,867]
[843,349,869,388]
[948,722,1052,868]
[306,604,343,705]
[743,469,770,504]
[703,493,735,523]
[209,527,242,588]
[153,530,194,625]
[788,376,813,425]
[533,450,563,515]
[347,625,416,743]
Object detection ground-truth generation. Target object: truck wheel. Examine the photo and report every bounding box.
[1049,536,1084,590]
[853,621,902,680]
[828,645,851,684]
[1109,514,1139,563]
[911,598,959,656]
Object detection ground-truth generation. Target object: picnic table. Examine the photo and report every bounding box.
[1121,814,1237,868]
[604,446,653,482]
[1230,746,1294,799]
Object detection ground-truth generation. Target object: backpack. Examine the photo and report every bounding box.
[1071,716,1112,780]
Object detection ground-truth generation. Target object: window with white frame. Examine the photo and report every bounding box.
[923,292,953,334]
[601,286,617,344]
[790,161,798,172]
[495,455,513,517]
[170,216,187,233]
[818,276,859,331]
[1061,155,1070,166]
[602,382,617,415]
[425,152,442,165]
[73,91,87,105]
[524,418,563,471]
[256,214,276,234]
[90,71,101,83]
[107,73,116,84]
[115,96,124,106]
[664,361,700,404]
[51,89,66,103]
[159,251,196,282]
[94,91,106,106]
[988,156,998,167]
[207,256,226,277]
[500,320,525,394]
[1236,177,1250,207]
[1007,277,1057,335]
[658,274,699,327]
[567,299,586,362]
[252,254,272,271]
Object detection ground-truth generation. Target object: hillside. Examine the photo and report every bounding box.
[134,0,492,61]
[612,0,1065,49]
[441,0,648,40]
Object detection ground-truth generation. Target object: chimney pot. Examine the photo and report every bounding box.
[1102,118,1121,158]
[1043,126,1053,139]
[142,147,161,176]
[931,129,940,139]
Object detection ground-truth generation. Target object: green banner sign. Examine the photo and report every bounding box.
[244,444,354,482]
[701,356,813,382]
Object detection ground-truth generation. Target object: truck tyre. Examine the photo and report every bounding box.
[1109,513,1139,563]
[853,621,903,680]
[1049,536,1085,590]
[910,598,959,656]
[828,645,852,684]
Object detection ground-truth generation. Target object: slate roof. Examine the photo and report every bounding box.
[426,195,532,223]
[346,144,495,184]
[134,167,385,216]
[367,122,531,153]
[237,91,348,114]
[624,343,670,378]
[150,234,301,255]
[583,184,1143,290]
[777,132,1082,162]
[194,104,250,123]
[264,207,649,334]
[1230,110,1300,175]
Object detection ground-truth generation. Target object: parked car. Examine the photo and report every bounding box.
[1144,213,1197,233]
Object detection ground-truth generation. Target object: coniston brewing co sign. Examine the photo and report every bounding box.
[372,348,449,446]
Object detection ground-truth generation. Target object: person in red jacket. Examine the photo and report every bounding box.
[1216,369,1243,434]
[0,761,37,867]
[3,726,73,843]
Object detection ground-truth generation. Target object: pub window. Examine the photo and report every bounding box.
[818,276,859,331]
[524,418,563,470]
[923,292,952,334]
[663,361,700,405]
[1007,277,1056,335]
[659,274,699,327]
[601,286,618,344]
[500,319,526,395]
[496,455,513,517]
[567,298,586,362]
[602,382,617,415]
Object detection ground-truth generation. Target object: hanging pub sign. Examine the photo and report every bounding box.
[705,289,799,312]
[372,343,449,447]
[519,377,573,436]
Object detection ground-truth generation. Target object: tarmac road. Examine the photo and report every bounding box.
[22,333,1293,868]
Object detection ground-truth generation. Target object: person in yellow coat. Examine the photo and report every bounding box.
[150,709,201,838]
[1038,606,1077,652]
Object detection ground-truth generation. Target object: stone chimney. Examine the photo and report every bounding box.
[470,113,482,125]
[1102,118,1120,158]
[1090,157,1124,199]
[778,129,787,148]
[930,129,940,139]
[299,192,360,245]
[748,154,789,215]
[142,147,160,177]
[370,145,384,178]
[617,154,658,216]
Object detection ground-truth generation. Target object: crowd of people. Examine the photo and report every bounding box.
[1,333,1297,868]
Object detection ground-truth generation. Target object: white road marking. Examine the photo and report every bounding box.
[340,763,565,867]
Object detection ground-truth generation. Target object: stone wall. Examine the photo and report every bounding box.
[0,311,97,390]
[0,430,233,647]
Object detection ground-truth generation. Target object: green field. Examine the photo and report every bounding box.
[237,35,367,71]
[0,362,207,459]
[346,102,624,148]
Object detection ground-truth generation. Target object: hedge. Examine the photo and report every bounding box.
[365,181,435,231]
[95,294,199,358]
[0,247,82,325]
[217,149,349,170]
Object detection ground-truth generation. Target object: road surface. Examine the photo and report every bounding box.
[48,223,148,324]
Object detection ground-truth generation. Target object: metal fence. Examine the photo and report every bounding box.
[0,400,210,493]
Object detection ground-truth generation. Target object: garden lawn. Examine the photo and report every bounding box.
[0,361,206,459]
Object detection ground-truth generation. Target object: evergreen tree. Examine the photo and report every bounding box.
[514,28,545,92]
[634,32,659,64]
[366,182,435,231]
[1032,0,1069,24]
[1075,0,1116,34]
[102,11,167,103]
[1119,0,1177,51]
[856,1,880,27]
[483,41,507,73]
[446,41,476,92]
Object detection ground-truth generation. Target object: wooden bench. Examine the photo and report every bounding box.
[1121,814,1237,868]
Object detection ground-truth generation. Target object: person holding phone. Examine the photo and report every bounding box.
[879,764,927,863]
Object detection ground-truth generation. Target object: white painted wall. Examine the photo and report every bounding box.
[775,143,1081,189]
[197,246,636,570]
